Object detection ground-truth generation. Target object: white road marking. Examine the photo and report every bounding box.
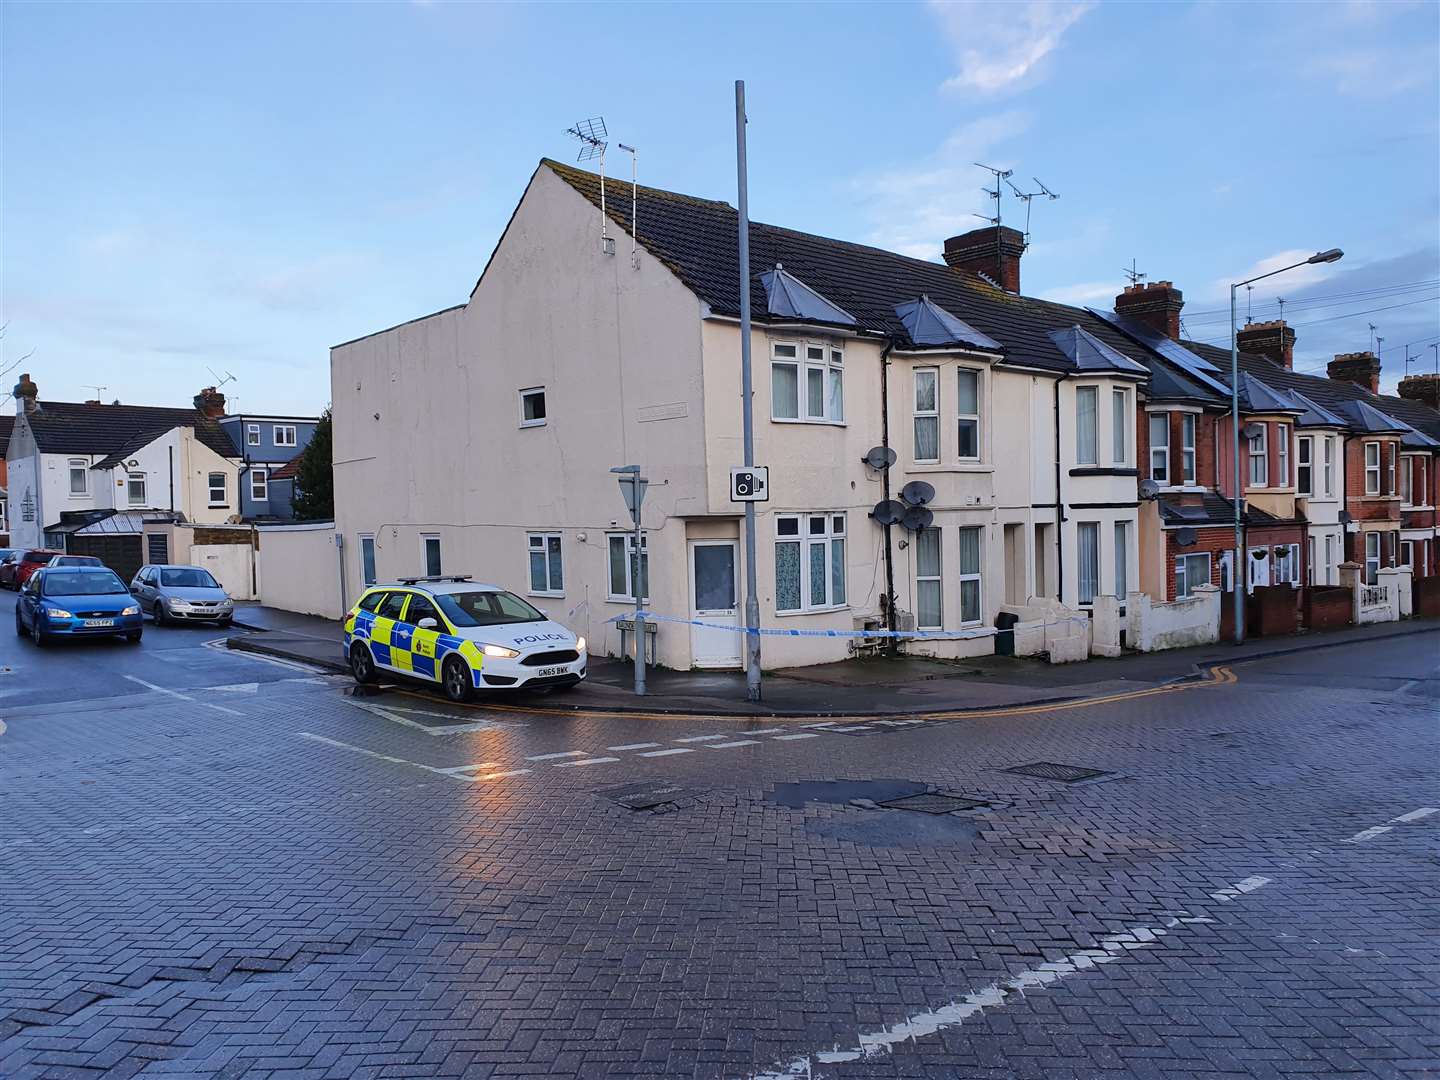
[747,878,1271,1079]
[640,748,694,757]
[771,732,820,741]
[1207,875,1271,902]
[123,675,244,718]
[674,734,728,743]
[346,699,497,735]
[526,750,587,761]
[444,763,501,773]
[708,740,761,749]
[203,638,329,674]
[739,727,789,736]
[553,756,620,768]
[477,769,531,780]
[297,733,474,782]
[1391,806,1438,823]
[1344,825,1393,843]
[209,682,259,693]
[607,742,662,751]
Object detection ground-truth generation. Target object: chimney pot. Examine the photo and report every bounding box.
[13,372,38,416]
[1113,281,1185,340]
[1237,319,1297,370]
[1396,373,1440,410]
[194,386,227,419]
[1327,351,1381,395]
[942,225,1026,293]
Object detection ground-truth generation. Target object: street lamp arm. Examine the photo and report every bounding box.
[1232,249,1344,291]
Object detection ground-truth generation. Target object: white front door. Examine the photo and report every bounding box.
[688,540,741,669]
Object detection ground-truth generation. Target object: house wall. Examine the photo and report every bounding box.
[91,429,239,524]
[220,416,317,520]
[330,165,710,669]
[256,523,342,619]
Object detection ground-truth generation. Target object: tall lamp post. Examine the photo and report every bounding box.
[1228,247,1343,644]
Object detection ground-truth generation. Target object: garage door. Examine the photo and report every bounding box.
[69,535,144,584]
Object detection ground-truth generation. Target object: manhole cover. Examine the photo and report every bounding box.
[879,792,988,814]
[600,781,688,811]
[1006,762,1108,783]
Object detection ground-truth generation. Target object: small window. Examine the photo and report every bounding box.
[1111,389,1128,465]
[1148,414,1169,482]
[607,532,649,602]
[1248,425,1268,487]
[246,423,261,446]
[1077,521,1099,603]
[1175,552,1212,599]
[1113,521,1128,599]
[914,527,942,630]
[250,469,268,502]
[358,590,386,614]
[208,472,227,505]
[913,368,939,463]
[1323,436,1335,496]
[1399,540,1414,569]
[273,425,297,447]
[519,387,547,428]
[360,535,376,586]
[68,459,90,496]
[957,368,981,460]
[1180,413,1196,484]
[421,534,442,577]
[147,533,169,563]
[126,472,147,506]
[1277,424,1290,487]
[1075,386,1098,466]
[958,525,982,624]
[771,344,799,420]
[1364,532,1380,585]
[1386,443,1396,496]
[1297,436,1313,497]
[1364,441,1381,495]
[527,532,564,595]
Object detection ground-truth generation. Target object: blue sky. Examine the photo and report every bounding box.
[3,0,1437,414]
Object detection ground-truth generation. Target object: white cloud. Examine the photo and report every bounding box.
[850,111,1031,259]
[1042,280,1123,306]
[930,0,1096,96]
[1202,249,1341,305]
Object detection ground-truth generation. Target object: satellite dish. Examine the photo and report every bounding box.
[870,499,905,526]
[900,505,934,532]
[1175,527,1197,547]
[862,445,897,470]
[1338,510,1352,524]
[900,480,936,506]
[1243,422,1266,440]
[1137,478,1161,501]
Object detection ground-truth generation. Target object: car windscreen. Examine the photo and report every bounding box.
[43,571,129,596]
[435,590,546,627]
[160,568,219,588]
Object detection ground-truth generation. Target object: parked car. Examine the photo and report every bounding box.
[48,555,105,568]
[1,550,64,591]
[0,550,17,584]
[129,564,235,625]
[343,575,586,702]
[15,567,143,645]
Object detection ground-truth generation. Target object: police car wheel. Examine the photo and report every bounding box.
[349,643,378,684]
[441,656,474,703]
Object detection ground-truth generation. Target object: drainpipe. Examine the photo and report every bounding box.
[879,337,898,655]
[168,445,175,512]
[1053,376,1066,603]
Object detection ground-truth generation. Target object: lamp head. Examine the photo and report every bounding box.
[1307,248,1344,265]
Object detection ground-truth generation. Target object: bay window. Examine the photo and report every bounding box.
[914,527,942,629]
[1113,521,1128,599]
[1112,389,1129,465]
[1148,414,1169,482]
[1364,441,1381,495]
[1387,444,1396,496]
[1277,424,1290,487]
[1077,522,1099,604]
[1181,413,1196,484]
[1297,436,1313,496]
[958,526,982,624]
[1076,386,1098,465]
[1248,426,1268,487]
[913,368,939,462]
[775,514,846,613]
[957,368,980,459]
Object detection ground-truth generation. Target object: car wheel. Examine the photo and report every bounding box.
[152,601,166,627]
[126,630,142,644]
[14,610,26,638]
[349,643,378,685]
[33,625,50,648]
[441,656,474,703]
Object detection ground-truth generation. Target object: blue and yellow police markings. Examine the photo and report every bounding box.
[343,597,483,686]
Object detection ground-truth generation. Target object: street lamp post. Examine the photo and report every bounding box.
[1228,248,1343,644]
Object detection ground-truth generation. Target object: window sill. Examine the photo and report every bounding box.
[605,597,650,605]
[770,417,846,427]
[519,421,547,429]
[906,463,994,474]
[529,591,565,599]
[773,605,850,618]
[1069,467,1138,478]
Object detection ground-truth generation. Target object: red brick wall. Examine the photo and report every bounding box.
[1416,575,1440,617]
[1250,584,1300,637]
[1137,409,1215,488]
[1164,526,1234,600]
[1303,586,1352,630]
[1346,435,1402,523]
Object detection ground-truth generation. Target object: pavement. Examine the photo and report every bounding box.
[226,600,1440,716]
[1,586,1436,1080]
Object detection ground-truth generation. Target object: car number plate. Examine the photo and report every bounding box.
[536,665,568,677]
[84,618,115,628]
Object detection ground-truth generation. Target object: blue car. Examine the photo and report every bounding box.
[15,566,144,645]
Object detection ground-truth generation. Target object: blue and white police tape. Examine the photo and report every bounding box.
[606,610,1089,641]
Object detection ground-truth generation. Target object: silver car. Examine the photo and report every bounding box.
[130,564,235,626]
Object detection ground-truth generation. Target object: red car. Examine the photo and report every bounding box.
[0,550,64,591]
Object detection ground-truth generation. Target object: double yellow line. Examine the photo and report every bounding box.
[393,662,1239,725]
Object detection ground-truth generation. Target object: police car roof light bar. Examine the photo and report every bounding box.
[397,574,473,585]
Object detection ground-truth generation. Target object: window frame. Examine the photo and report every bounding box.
[249,468,268,502]
[957,366,981,461]
[1399,539,1413,569]
[1180,413,1196,484]
[246,423,261,446]
[526,531,565,597]
[1248,425,1268,487]
[68,459,90,497]
[1148,413,1169,483]
[770,341,845,425]
[957,525,983,625]
[1363,441,1381,495]
[1386,443,1396,496]
[1323,436,1335,496]
[359,534,377,587]
[126,471,147,507]
[774,513,847,615]
[1364,531,1380,585]
[1111,389,1129,466]
[207,471,227,506]
[1175,552,1212,600]
[913,526,943,630]
[272,424,297,448]
[1411,456,1429,506]
[1277,423,1290,487]
[421,533,442,577]
[518,387,547,429]
[912,367,940,464]
[1113,521,1128,600]
[606,532,650,603]
[1075,385,1098,466]
[1077,521,1100,605]
[1296,435,1313,497]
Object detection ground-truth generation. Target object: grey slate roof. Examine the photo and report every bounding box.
[20,401,239,459]
[1048,325,1148,374]
[1329,398,1411,434]
[894,296,1002,351]
[1236,373,1303,415]
[760,264,856,326]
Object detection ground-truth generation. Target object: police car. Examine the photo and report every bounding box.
[343,575,586,702]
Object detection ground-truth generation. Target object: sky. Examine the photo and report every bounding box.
[2,0,1437,414]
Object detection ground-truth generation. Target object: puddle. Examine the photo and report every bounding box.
[769,779,927,809]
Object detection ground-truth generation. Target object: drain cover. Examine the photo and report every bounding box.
[600,780,687,811]
[1006,762,1108,783]
[880,792,988,814]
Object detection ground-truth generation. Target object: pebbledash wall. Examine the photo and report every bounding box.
[330,165,1143,671]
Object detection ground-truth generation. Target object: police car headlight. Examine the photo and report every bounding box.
[576,636,587,652]
[482,644,520,659]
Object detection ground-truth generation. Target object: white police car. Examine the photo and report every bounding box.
[343,575,586,702]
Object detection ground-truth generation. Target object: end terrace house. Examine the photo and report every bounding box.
[331,160,1155,670]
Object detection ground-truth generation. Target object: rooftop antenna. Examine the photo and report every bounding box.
[1277,297,1285,324]
[82,384,108,400]
[1431,342,1438,376]
[973,162,1013,286]
[1375,334,1384,360]
[1245,285,1253,323]
[1004,176,1057,244]
[1122,258,1147,286]
[566,117,613,255]
[206,366,237,389]
[617,142,639,269]
[1368,322,1378,352]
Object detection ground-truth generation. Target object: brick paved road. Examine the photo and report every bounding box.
[1,605,1436,1079]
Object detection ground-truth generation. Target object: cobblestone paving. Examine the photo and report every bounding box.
[1,634,1437,1079]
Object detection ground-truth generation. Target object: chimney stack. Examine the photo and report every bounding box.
[942,225,1026,293]
[194,386,227,418]
[1113,281,1184,341]
[13,373,38,416]
[1236,320,1296,370]
[1397,373,1440,410]
[1327,351,1381,395]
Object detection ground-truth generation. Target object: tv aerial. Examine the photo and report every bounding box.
[565,116,614,254]
[206,366,237,388]
[972,162,1012,227]
[1005,176,1058,244]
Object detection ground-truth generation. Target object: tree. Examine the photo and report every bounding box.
[291,408,334,520]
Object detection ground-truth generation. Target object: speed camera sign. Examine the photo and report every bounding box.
[729,466,769,502]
